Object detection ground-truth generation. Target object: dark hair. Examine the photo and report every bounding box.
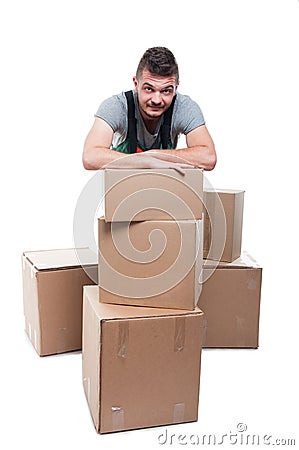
[136,47,179,83]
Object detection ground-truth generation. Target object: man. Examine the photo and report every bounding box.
[83,47,216,172]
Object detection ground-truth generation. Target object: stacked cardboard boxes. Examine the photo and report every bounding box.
[200,189,262,348]
[21,169,263,434]
[98,168,204,311]
[82,168,205,433]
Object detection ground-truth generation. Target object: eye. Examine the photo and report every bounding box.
[144,87,153,92]
[162,89,172,95]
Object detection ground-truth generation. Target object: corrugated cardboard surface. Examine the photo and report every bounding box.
[22,248,98,356]
[203,189,244,262]
[82,286,204,433]
[199,253,262,348]
[98,218,203,310]
[101,168,203,222]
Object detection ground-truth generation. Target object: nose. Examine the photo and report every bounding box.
[151,91,162,105]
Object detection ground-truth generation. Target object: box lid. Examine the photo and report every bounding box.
[23,247,97,271]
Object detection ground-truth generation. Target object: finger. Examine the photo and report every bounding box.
[179,163,196,168]
[168,163,187,175]
[148,152,192,165]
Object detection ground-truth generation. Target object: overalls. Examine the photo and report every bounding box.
[112,91,176,154]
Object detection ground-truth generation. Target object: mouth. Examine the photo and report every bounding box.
[141,104,165,119]
[148,105,163,111]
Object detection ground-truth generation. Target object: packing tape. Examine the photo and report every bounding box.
[83,377,91,403]
[235,316,246,346]
[236,315,246,330]
[117,321,129,359]
[174,317,185,352]
[111,407,125,431]
[87,378,91,403]
[247,270,258,290]
[204,190,216,254]
[173,402,185,423]
[202,318,208,347]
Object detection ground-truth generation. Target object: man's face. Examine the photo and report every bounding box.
[133,69,178,121]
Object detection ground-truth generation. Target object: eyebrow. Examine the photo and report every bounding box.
[143,82,175,90]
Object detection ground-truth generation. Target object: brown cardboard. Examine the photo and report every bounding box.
[199,252,262,348]
[98,217,203,310]
[22,248,98,356]
[82,285,204,434]
[203,189,244,262]
[100,168,203,222]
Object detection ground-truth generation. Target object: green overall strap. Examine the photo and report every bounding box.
[124,91,137,154]
[161,95,176,149]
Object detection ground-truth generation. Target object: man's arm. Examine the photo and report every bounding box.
[147,125,217,171]
[82,117,194,173]
[82,118,120,169]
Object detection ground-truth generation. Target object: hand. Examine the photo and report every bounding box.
[147,150,195,165]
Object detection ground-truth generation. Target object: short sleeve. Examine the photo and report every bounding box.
[94,94,127,134]
[172,94,205,136]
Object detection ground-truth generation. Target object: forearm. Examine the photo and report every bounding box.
[82,146,194,173]
[148,145,217,171]
[82,146,122,170]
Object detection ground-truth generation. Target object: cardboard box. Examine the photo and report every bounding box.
[100,168,203,222]
[98,217,203,310]
[82,286,204,433]
[22,248,98,356]
[203,189,244,262]
[198,253,262,348]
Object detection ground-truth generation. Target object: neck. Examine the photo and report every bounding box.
[139,108,160,134]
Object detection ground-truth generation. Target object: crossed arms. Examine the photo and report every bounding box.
[82,117,217,172]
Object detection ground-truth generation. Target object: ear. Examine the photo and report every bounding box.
[133,76,138,91]
[175,80,180,92]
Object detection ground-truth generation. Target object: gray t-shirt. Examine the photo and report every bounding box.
[95,90,205,150]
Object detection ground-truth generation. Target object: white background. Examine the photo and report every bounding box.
[1,0,298,448]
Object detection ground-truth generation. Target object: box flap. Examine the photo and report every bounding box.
[204,188,245,194]
[23,247,98,271]
[84,286,203,321]
[204,251,261,269]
